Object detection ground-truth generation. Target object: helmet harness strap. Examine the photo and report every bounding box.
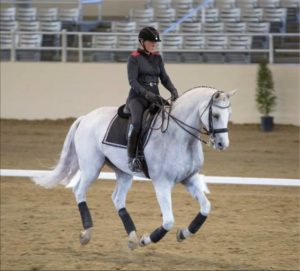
[139,39,150,53]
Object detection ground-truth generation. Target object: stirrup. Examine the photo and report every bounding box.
[128,158,143,173]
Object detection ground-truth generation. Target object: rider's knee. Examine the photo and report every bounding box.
[163,219,175,231]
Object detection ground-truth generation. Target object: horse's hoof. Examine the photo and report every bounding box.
[176,228,185,242]
[80,228,92,245]
[139,234,151,247]
[128,231,139,250]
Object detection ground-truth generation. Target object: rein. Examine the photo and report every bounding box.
[151,91,231,145]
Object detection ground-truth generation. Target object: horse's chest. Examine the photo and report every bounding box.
[164,145,203,180]
[177,157,202,179]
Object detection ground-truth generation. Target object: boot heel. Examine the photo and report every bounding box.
[128,158,142,173]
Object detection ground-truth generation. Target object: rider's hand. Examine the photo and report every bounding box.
[163,98,170,106]
[171,91,179,101]
[145,92,159,103]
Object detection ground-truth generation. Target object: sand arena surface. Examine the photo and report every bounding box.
[1,119,299,270]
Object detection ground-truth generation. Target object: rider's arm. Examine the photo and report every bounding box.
[127,55,148,96]
[158,55,178,98]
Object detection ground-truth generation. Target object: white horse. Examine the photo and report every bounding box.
[34,86,236,250]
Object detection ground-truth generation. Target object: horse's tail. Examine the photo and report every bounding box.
[33,117,83,188]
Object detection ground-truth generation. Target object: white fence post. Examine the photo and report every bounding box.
[269,34,274,64]
[10,30,16,62]
[78,32,83,63]
[61,29,67,62]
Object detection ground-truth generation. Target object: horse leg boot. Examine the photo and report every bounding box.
[177,174,211,242]
[112,170,139,250]
[127,124,142,173]
[140,182,174,247]
[73,171,103,246]
[118,208,139,250]
[78,201,93,245]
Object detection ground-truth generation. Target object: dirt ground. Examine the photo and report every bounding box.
[0,119,299,271]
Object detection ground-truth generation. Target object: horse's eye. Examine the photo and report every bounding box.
[213,114,219,120]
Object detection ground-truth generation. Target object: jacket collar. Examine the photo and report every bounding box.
[137,48,159,56]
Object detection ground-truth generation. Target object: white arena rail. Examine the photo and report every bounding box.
[1,30,299,64]
[1,169,299,187]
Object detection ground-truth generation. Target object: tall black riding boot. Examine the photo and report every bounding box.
[127,124,142,173]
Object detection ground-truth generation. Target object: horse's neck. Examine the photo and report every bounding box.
[152,88,214,148]
[171,88,213,129]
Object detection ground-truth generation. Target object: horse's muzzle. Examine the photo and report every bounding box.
[211,135,229,150]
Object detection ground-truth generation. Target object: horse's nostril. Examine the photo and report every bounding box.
[218,142,223,148]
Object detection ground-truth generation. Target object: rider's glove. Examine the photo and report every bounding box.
[171,89,179,101]
[145,91,160,103]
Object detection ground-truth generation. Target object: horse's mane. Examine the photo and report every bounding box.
[180,86,220,97]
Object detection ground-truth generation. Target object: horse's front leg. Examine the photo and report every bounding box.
[140,181,174,247]
[112,171,139,250]
[177,174,211,242]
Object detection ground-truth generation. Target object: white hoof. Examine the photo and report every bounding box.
[177,228,192,242]
[176,228,185,242]
[128,231,139,250]
[139,234,151,247]
[80,228,92,245]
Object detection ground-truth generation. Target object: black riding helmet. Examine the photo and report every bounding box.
[138,27,161,43]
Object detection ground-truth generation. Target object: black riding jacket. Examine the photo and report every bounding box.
[127,49,178,101]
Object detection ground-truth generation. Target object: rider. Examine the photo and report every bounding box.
[126,26,179,172]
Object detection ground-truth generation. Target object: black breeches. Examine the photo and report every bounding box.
[128,97,150,132]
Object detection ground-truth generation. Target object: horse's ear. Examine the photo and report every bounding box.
[226,89,237,98]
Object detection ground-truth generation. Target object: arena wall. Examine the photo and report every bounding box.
[1,62,299,125]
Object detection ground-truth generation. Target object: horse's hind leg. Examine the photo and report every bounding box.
[177,174,211,242]
[111,169,138,250]
[72,149,105,245]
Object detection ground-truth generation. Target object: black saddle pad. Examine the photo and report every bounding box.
[102,105,160,178]
[102,114,129,149]
[103,104,160,149]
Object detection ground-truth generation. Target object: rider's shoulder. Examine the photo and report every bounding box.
[131,51,141,57]
[152,51,161,56]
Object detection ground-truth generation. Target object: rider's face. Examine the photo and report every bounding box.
[144,40,157,53]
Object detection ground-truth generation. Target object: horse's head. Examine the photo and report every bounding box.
[200,90,237,150]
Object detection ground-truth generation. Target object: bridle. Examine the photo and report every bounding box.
[201,91,231,136]
[152,91,231,145]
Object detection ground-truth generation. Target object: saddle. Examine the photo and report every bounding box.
[102,104,160,178]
